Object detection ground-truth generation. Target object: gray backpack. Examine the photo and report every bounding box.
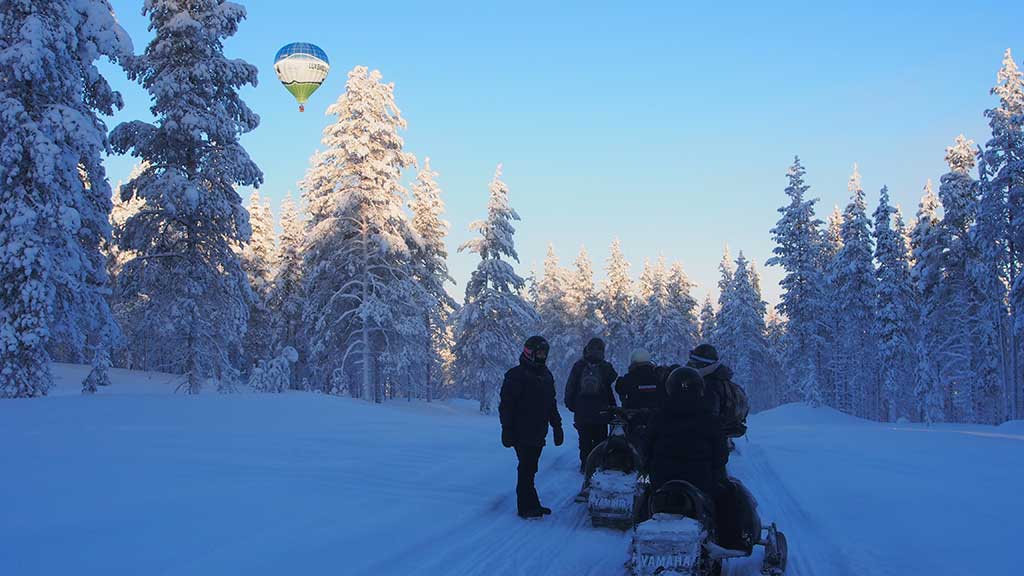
[579,362,604,396]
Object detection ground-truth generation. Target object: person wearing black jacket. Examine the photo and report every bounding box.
[499,336,564,519]
[564,337,618,470]
[687,343,736,485]
[615,348,665,411]
[643,366,723,495]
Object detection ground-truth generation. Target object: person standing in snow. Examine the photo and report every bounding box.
[686,343,745,485]
[499,336,564,519]
[615,349,665,411]
[565,338,618,470]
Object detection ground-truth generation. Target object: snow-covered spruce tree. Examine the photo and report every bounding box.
[300,66,417,401]
[107,164,148,370]
[981,49,1024,420]
[892,206,919,418]
[938,136,990,423]
[565,247,605,359]
[533,245,573,385]
[636,258,671,363]
[241,190,279,369]
[971,146,1012,423]
[453,165,537,413]
[711,246,735,352]
[267,193,306,369]
[111,0,262,394]
[765,309,788,407]
[107,163,147,282]
[697,295,717,344]
[601,238,636,370]
[248,346,298,393]
[0,0,131,397]
[767,156,826,406]
[665,262,699,361]
[819,206,845,406]
[717,253,771,411]
[873,186,917,422]
[910,182,946,423]
[409,157,456,402]
[831,165,878,417]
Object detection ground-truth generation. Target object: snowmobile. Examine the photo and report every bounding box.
[630,478,788,576]
[577,408,649,529]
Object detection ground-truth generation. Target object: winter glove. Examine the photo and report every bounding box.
[553,426,564,447]
[501,428,515,448]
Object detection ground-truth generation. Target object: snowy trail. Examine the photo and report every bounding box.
[360,433,633,576]
[724,442,855,576]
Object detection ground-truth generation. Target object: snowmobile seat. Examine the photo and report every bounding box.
[648,480,716,530]
[714,477,762,553]
[603,435,641,473]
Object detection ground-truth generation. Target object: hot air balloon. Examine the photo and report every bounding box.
[274,42,330,112]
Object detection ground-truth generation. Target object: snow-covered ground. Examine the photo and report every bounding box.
[2,365,1021,575]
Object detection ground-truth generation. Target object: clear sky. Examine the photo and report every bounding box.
[100,0,1024,305]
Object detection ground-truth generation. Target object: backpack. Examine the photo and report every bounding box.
[579,362,605,396]
[718,379,749,437]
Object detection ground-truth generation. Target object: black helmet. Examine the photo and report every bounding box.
[665,366,705,405]
[583,337,605,362]
[522,336,550,367]
[689,343,719,367]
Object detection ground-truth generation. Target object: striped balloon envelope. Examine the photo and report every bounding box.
[274,43,330,112]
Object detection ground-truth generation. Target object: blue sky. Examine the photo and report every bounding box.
[101,0,1023,305]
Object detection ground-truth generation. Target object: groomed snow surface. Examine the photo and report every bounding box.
[2,365,1021,576]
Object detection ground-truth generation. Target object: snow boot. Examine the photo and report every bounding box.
[539,506,552,515]
[518,508,544,519]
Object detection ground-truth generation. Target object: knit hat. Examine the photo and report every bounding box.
[629,349,652,366]
[689,343,719,366]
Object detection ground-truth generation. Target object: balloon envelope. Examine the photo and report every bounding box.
[274,43,330,110]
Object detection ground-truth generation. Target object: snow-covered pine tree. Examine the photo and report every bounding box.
[981,49,1024,420]
[267,193,306,367]
[299,66,418,402]
[767,156,826,406]
[831,165,878,417]
[911,181,946,423]
[717,253,771,411]
[453,165,537,413]
[241,190,279,369]
[409,157,456,402]
[697,295,717,344]
[664,262,699,362]
[0,0,130,397]
[111,0,261,394]
[601,239,636,371]
[873,186,917,422]
[533,245,574,386]
[565,247,605,360]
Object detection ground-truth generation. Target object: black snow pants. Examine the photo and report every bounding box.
[514,445,543,513]
[575,422,608,468]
